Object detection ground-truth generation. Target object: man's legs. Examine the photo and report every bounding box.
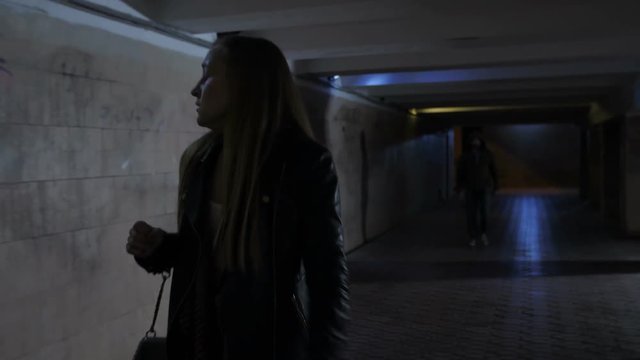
[465,190,480,246]
[478,189,490,246]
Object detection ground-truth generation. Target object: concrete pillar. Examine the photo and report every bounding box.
[622,78,640,235]
[588,124,604,209]
[601,118,623,226]
[580,126,589,200]
[623,111,640,235]
[446,129,455,198]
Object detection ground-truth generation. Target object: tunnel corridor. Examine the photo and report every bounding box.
[347,193,640,359]
[3,1,640,359]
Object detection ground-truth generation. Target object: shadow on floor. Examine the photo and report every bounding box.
[349,260,640,283]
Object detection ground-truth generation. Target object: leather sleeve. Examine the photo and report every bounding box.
[134,231,180,274]
[301,151,350,360]
[134,137,198,274]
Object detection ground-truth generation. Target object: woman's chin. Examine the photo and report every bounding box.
[197,117,222,131]
[196,115,210,128]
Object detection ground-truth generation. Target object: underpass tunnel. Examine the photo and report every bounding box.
[2,1,640,359]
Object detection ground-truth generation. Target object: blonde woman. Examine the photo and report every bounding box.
[126,36,349,359]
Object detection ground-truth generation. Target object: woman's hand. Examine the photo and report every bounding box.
[126,221,165,259]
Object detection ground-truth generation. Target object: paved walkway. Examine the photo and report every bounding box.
[346,193,640,359]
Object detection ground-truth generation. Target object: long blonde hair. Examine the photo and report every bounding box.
[211,36,312,273]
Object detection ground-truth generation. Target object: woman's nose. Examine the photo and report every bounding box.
[191,79,202,98]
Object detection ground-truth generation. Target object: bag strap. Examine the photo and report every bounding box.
[145,271,171,338]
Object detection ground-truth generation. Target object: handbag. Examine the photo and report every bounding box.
[133,271,171,360]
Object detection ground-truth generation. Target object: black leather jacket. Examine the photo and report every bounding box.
[136,128,350,359]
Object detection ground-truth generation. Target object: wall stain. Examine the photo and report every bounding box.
[0,57,13,77]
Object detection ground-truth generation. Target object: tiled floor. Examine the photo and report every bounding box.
[346,194,640,359]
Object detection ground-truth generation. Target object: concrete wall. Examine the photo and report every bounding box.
[621,79,640,235]
[0,6,204,360]
[623,113,640,235]
[481,124,581,190]
[299,83,449,249]
[0,5,448,360]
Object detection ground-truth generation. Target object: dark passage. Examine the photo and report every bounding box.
[347,194,640,359]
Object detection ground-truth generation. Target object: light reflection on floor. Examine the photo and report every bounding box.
[514,196,543,276]
[347,194,640,359]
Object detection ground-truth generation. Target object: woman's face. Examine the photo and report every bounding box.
[191,48,230,130]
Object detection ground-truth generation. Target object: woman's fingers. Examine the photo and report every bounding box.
[127,233,152,256]
[126,241,143,255]
[133,221,153,237]
[126,221,164,259]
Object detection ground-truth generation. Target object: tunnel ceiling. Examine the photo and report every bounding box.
[117,0,640,111]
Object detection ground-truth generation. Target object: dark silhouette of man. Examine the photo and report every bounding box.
[455,132,498,247]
